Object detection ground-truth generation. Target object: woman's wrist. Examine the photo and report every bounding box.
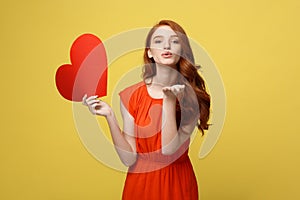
[105,108,114,118]
[163,94,177,103]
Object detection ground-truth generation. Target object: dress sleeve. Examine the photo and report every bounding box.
[118,82,143,118]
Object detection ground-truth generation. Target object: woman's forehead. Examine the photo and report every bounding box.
[151,25,178,38]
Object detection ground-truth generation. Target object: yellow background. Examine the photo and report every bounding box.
[1,0,299,199]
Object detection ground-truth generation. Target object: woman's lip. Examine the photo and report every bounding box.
[161,52,173,57]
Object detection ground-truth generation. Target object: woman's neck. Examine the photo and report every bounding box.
[152,63,178,87]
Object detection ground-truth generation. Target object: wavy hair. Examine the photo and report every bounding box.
[142,20,211,135]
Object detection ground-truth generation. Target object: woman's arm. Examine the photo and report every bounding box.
[82,95,137,166]
[161,85,197,155]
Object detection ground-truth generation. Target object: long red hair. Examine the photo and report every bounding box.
[142,20,211,135]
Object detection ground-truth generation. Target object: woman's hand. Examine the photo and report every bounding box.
[162,84,185,100]
[82,94,112,117]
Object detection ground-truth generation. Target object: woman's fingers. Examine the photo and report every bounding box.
[171,85,185,92]
[163,85,185,96]
[83,95,99,105]
[90,103,101,114]
[82,94,100,114]
[86,95,98,102]
[86,99,100,106]
[173,85,185,94]
[82,94,88,105]
[82,95,111,116]
[162,87,171,92]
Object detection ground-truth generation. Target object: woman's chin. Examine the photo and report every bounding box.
[157,61,178,68]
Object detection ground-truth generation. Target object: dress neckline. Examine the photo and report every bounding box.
[144,84,163,100]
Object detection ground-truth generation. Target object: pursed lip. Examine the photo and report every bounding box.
[161,51,173,58]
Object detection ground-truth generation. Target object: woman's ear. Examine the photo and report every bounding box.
[147,49,153,58]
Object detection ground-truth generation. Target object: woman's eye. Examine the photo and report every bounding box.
[171,39,179,44]
[154,40,162,44]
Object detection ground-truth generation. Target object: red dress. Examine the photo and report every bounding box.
[119,82,198,200]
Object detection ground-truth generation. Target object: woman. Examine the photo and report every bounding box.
[83,20,210,200]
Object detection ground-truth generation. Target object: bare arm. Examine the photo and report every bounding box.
[161,85,197,155]
[82,95,136,166]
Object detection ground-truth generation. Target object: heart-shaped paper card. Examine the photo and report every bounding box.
[55,34,107,101]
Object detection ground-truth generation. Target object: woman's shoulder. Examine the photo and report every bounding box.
[119,81,146,105]
[119,81,145,97]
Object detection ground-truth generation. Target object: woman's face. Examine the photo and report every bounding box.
[148,25,182,68]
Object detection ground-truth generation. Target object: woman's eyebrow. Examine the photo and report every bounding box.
[152,35,178,40]
[153,35,163,40]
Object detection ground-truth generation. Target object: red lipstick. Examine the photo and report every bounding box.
[161,51,173,58]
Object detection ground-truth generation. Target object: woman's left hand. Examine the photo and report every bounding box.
[162,84,185,100]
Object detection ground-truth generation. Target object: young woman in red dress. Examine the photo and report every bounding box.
[83,20,210,200]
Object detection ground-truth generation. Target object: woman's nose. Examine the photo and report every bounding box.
[163,40,171,50]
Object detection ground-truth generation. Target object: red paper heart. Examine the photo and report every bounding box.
[55,34,107,101]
